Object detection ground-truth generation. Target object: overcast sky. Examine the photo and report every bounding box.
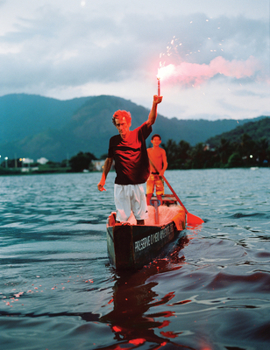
[0,0,269,120]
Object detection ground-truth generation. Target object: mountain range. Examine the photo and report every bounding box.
[207,117,270,146]
[0,93,267,161]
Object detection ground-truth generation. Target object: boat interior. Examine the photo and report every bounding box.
[107,195,186,228]
[129,204,184,226]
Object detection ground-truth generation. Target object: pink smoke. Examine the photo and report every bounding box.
[157,56,260,86]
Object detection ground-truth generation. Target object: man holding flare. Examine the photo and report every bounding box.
[97,94,163,225]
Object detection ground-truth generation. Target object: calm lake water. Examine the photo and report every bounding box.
[1,169,270,350]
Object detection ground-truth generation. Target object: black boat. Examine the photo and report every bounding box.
[106,195,186,270]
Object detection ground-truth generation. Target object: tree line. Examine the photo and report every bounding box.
[162,133,269,169]
[0,151,97,174]
[1,133,269,174]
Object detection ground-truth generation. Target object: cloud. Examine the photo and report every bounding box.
[0,1,268,121]
[0,8,155,86]
[217,98,253,113]
[234,89,269,98]
[0,8,268,91]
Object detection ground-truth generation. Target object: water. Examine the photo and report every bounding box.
[0,169,270,350]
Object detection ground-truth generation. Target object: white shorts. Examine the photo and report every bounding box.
[114,184,148,222]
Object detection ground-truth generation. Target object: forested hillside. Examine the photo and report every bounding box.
[207,117,270,147]
[0,93,266,161]
[0,94,91,144]
[163,117,270,169]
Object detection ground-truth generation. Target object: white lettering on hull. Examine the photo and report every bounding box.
[134,224,173,253]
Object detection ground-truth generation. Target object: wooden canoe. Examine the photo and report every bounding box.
[106,194,186,271]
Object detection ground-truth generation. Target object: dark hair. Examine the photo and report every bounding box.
[151,134,161,140]
[112,110,132,126]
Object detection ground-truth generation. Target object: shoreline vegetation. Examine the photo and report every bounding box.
[1,132,269,176]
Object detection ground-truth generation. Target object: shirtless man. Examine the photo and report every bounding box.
[146,134,168,205]
[97,95,163,225]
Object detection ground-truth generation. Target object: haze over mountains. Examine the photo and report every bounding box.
[0,94,267,162]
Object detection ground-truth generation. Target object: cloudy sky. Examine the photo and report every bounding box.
[0,0,269,120]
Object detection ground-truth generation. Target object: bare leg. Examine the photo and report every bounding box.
[146,193,152,205]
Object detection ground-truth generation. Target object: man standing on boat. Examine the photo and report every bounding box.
[97,95,163,225]
[146,134,168,206]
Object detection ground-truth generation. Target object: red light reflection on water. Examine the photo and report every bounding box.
[112,325,122,333]
[129,338,146,345]
[97,241,196,350]
[186,223,203,231]
[162,310,174,317]
[160,331,178,339]
[158,320,170,329]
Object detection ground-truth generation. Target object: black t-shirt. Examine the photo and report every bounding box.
[108,122,152,185]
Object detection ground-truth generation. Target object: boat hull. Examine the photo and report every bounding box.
[106,196,186,270]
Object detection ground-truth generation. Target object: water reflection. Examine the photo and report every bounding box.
[99,238,193,349]
[1,170,270,350]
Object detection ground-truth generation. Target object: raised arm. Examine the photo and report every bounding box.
[146,95,163,126]
[97,157,113,191]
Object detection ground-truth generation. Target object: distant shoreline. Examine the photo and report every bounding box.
[0,166,268,177]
